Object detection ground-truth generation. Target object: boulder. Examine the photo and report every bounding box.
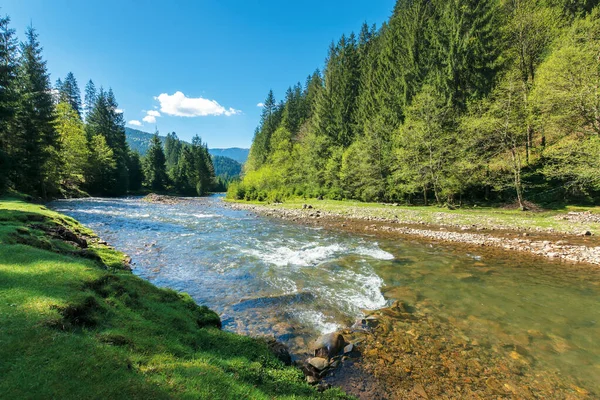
[311,332,346,358]
[307,357,329,371]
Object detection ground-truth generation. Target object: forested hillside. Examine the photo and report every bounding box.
[212,155,242,180]
[231,0,600,207]
[0,16,218,198]
[125,128,243,181]
[209,147,249,164]
[125,127,167,155]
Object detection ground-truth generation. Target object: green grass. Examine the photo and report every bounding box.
[0,197,349,399]
[226,197,600,235]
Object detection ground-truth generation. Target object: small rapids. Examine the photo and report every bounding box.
[50,195,600,394]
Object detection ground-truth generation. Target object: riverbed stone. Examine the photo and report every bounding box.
[312,332,346,358]
[308,357,330,371]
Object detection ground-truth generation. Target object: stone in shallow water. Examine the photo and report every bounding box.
[311,332,346,358]
[308,357,330,371]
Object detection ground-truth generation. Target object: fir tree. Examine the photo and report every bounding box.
[12,26,58,197]
[144,133,168,191]
[84,79,96,119]
[0,14,18,192]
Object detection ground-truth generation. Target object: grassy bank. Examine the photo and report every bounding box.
[0,197,348,399]
[226,198,600,236]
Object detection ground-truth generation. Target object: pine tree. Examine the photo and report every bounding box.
[13,26,58,197]
[86,87,130,195]
[143,133,168,191]
[128,150,144,192]
[59,72,82,117]
[0,14,18,192]
[86,134,116,195]
[84,79,96,119]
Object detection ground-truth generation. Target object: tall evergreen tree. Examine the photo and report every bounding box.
[84,79,96,119]
[86,88,130,195]
[59,72,82,117]
[12,26,58,197]
[144,132,168,191]
[0,14,18,192]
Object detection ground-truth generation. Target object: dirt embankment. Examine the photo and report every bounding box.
[225,202,600,266]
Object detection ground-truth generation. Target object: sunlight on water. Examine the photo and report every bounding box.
[51,195,600,394]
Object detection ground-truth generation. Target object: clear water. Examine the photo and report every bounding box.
[50,195,600,394]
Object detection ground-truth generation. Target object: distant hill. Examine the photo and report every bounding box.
[124,127,245,178]
[207,148,249,164]
[125,127,167,155]
[212,156,242,179]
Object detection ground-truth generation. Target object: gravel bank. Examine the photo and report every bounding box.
[225,202,600,266]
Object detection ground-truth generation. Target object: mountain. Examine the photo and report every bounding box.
[125,128,248,163]
[124,127,245,178]
[125,127,167,155]
[212,156,242,179]
[207,148,249,164]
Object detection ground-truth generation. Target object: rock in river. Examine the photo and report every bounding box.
[311,332,346,358]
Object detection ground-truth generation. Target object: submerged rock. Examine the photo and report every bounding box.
[308,357,330,371]
[311,332,346,358]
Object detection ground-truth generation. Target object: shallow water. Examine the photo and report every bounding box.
[50,195,600,394]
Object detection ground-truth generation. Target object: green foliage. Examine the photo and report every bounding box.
[54,102,89,192]
[235,0,600,206]
[143,133,169,192]
[212,155,242,180]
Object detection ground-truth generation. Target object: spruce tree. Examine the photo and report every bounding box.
[128,150,144,191]
[0,14,18,192]
[84,79,96,119]
[13,26,58,197]
[60,72,82,117]
[144,133,168,191]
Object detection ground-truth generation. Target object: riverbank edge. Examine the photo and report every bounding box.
[0,197,349,399]
[224,199,600,266]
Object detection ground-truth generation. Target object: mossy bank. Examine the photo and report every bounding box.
[0,197,349,399]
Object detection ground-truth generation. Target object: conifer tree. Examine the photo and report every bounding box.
[143,133,168,191]
[0,14,18,192]
[13,26,58,197]
[59,72,82,117]
[84,79,96,119]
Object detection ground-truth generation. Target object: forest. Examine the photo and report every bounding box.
[0,17,217,199]
[230,0,600,208]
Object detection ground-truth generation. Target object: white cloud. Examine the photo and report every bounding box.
[257,102,264,107]
[143,115,157,124]
[115,108,124,114]
[155,91,240,117]
[146,110,161,117]
[128,120,142,126]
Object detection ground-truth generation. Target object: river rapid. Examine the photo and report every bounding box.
[50,195,600,396]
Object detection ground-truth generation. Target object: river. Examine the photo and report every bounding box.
[50,195,600,396]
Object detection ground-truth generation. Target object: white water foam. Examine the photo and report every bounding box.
[294,310,341,334]
[242,243,346,267]
[193,214,220,219]
[355,246,395,260]
[264,275,299,294]
[242,240,394,268]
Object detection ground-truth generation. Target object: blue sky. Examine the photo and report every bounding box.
[2,1,394,148]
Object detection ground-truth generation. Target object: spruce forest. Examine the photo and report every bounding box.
[0,19,217,199]
[231,0,600,208]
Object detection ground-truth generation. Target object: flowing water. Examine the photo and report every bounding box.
[50,195,600,395]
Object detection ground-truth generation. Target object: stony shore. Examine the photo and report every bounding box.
[224,201,600,266]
